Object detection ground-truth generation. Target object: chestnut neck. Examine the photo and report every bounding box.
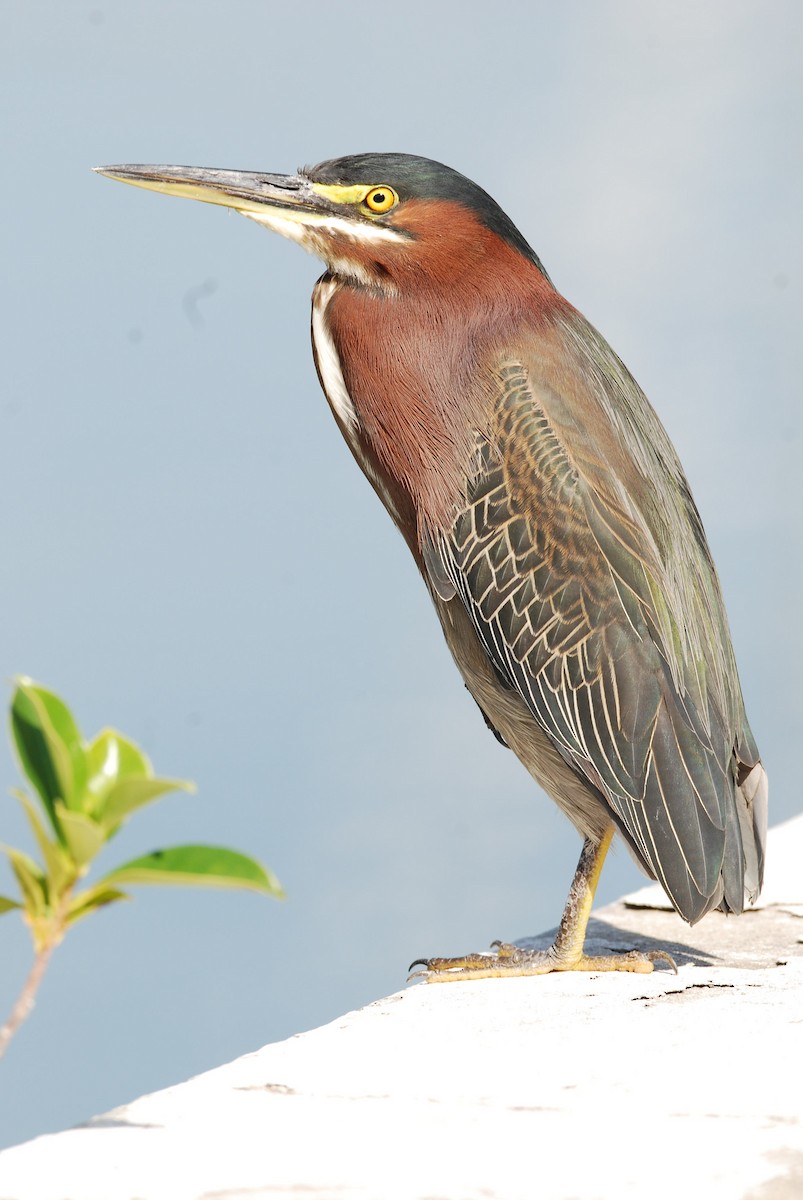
[319,205,566,538]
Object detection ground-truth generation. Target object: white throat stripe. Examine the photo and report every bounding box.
[312,282,359,434]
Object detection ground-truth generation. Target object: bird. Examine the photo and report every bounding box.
[95,153,768,980]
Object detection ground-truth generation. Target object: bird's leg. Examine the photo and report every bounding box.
[409,826,676,983]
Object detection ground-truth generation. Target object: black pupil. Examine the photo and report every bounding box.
[373,191,386,205]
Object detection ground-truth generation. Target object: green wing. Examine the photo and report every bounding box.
[429,327,764,922]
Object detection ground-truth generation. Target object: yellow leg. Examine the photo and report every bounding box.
[409,827,675,983]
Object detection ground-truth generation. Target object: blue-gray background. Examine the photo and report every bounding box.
[1,0,800,1150]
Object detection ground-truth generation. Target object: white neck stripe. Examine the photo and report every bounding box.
[311,281,360,434]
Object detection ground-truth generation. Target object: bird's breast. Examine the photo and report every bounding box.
[312,275,509,541]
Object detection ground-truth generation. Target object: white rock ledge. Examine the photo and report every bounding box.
[1,817,802,1200]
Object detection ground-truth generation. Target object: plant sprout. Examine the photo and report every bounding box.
[0,678,283,1058]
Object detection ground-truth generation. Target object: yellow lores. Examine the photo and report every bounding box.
[311,181,400,215]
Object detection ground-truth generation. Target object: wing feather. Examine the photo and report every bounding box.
[431,343,764,922]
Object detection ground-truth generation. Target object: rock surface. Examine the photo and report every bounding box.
[1,817,801,1200]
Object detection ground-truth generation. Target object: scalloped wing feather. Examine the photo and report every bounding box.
[431,332,765,923]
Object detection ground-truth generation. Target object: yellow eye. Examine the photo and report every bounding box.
[363,185,398,214]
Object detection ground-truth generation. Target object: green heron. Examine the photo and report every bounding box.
[96,154,767,980]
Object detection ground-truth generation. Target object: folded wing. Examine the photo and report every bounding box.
[426,326,765,922]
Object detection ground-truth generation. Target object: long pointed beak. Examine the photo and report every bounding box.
[93,164,323,220]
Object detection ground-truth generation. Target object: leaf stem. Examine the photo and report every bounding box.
[0,895,69,1061]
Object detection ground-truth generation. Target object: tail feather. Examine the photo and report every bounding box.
[735,760,768,905]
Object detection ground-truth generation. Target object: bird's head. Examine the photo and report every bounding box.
[94,152,551,292]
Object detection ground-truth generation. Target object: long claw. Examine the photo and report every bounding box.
[647,950,678,974]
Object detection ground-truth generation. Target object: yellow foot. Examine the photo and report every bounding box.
[409,940,677,983]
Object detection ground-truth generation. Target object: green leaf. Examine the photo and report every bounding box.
[66,884,129,926]
[53,803,106,869]
[99,845,284,898]
[9,679,88,830]
[83,728,194,832]
[2,846,48,918]
[87,728,151,780]
[84,729,151,813]
[0,895,23,914]
[12,788,76,895]
[99,776,194,834]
